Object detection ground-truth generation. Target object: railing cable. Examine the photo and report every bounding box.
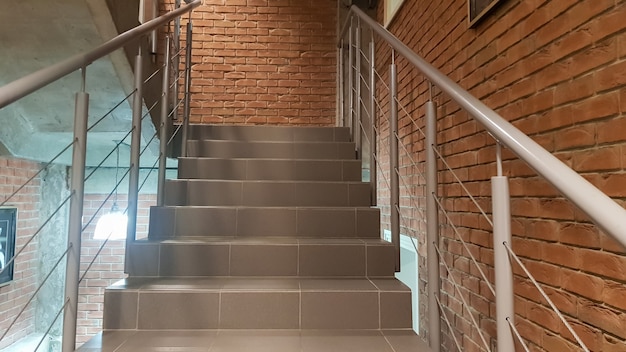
[0,244,71,342]
[435,295,463,352]
[0,193,72,276]
[434,244,492,351]
[0,141,73,207]
[34,298,69,352]
[433,195,496,296]
[503,241,590,352]
[506,317,531,352]
[432,145,493,227]
[86,89,136,132]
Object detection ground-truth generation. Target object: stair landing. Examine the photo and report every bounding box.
[78,329,431,352]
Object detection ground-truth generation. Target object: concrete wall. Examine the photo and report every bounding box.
[375,0,626,350]
[162,0,338,125]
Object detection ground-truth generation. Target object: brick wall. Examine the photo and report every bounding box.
[0,157,40,349]
[163,0,338,125]
[77,193,155,345]
[374,0,626,350]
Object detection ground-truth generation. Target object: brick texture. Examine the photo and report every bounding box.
[374,0,626,351]
[162,0,338,125]
[0,157,40,349]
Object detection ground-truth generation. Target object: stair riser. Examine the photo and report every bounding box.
[186,125,352,142]
[103,290,411,330]
[187,141,356,159]
[178,158,363,181]
[149,207,380,239]
[127,242,395,278]
[164,180,371,207]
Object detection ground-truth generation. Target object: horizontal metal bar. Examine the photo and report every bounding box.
[340,5,626,246]
[0,0,201,109]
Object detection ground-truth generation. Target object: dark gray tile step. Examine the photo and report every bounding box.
[126,237,395,278]
[177,157,362,181]
[78,330,432,352]
[186,140,356,159]
[164,180,372,207]
[103,277,412,331]
[186,124,352,142]
[149,206,380,239]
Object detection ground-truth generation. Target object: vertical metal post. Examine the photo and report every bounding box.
[338,40,344,127]
[181,22,193,157]
[425,94,441,351]
[62,72,89,352]
[125,47,144,271]
[173,0,181,122]
[493,143,515,352]
[347,19,354,136]
[355,19,362,158]
[369,37,377,206]
[158,36,171,207]
[389,61,400,272]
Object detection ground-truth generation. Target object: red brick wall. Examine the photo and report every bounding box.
[0,157,40,349]
[77,193,155,344]
[374,0,626,350]
[164,0,338,125]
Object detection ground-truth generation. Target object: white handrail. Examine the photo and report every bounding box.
[0,0,201,109]
[339,5,626,247]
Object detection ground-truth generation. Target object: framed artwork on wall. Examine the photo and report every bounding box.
[468,0,503,27]
[0,207,17,287]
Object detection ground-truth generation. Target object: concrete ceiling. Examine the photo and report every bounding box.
[0,0,158,167]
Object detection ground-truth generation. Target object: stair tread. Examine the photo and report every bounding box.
[107,277,410,292]
[134,236,393,245]
[78,329,431,352]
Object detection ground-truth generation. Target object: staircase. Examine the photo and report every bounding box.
[80,125,430,351]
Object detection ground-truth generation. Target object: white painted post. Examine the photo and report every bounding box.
[425,98,441,352]
[62,75,89,352]
[493,143,515,351]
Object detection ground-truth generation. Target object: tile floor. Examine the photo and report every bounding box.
[77,330,432,352]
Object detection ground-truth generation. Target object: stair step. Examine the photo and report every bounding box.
[164,180,372,207]
[79,329,431,352]
[149,206,380,239]
[186,124,352,142]
[126,237,395,278]
[178,157,363,181]
[103,277,412,331]
[186,140,356,159]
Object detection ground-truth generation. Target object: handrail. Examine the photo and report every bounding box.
[339,5,626,246]
[0,0,201,109]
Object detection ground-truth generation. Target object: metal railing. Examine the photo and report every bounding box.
[339,4,626,352]
[0,1,200,350]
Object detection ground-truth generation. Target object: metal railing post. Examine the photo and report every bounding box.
[62,72,89,352]
[338,40,344,127]
[181,22,193,157]
[425,94,441,351]
[347,18,354,136]
[493,144,515,351]
[369,37,376,205]
[125,47,144,271]
[157,36,171,207]
[355,18,362,158]
[390,60,400,272]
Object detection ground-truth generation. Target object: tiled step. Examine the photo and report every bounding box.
[103,277,412,331]
[148,206,380,239]
[186,124,352,142]
[177,157,362,181]
[78,329,431,352]
[164,180,372,207]
[126,237,395,278]
[186,140,356,159]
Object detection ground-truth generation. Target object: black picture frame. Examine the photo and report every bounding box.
[0,207,17,286]
[468,0,502,27]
